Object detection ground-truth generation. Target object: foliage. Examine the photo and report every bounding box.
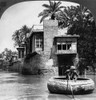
[2,48,17,61]
[12,25,30,47]
[56,6,76,28]
[0,53,3,58]
[22,52,45,75]
[39,2,96,73]
[12,30,22,47]
[38,0,64,23]
[58,5,96,73]
[8,60,23,73]
[57,5,94,28]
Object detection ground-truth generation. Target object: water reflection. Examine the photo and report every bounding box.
[0,71,96,100]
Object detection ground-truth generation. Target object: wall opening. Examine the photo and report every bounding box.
[57,54,76,75]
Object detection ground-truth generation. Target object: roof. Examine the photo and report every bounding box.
[29,25,79,38]
[33,25,43,30]
[31,25,43,32]
[29,25,43,37]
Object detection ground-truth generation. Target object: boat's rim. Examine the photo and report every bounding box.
[48,76,94,86]
[50,76,92,80]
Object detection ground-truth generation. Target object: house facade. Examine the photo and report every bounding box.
[17,20,79,75]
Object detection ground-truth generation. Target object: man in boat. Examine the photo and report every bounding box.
[65,65,78,81]
[70,66,78,81]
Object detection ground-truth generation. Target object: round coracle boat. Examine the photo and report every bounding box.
[47,76,95,94]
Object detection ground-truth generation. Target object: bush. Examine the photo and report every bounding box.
[22,52,46,75]
[8,60,23,73]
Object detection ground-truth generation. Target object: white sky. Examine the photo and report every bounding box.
[0,1,79,53]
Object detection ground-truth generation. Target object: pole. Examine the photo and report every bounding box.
[70,84,75,99]
[67,77,75,100]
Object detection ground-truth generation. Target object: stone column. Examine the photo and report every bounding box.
[43,20,58,59]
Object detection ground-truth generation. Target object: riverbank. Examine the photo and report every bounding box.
[0,52,96,76]
[1,52,58,76]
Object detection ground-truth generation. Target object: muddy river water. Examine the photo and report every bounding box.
[0,70,96,100]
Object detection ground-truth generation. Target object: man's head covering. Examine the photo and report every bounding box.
[70,66,76,70]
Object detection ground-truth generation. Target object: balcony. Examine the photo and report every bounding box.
[56,50,77,55]
[55,42,77,55]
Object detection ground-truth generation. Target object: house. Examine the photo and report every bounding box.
[17,20,79,75]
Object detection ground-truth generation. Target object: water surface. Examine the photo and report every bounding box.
[0,70,96,100]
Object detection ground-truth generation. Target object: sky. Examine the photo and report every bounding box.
[0,1,79,53]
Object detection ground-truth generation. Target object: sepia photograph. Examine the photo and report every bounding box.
[0,0,96,100]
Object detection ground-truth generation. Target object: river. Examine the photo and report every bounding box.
[0,70,96,100]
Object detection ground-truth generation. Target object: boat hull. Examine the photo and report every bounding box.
[47,76,95,94]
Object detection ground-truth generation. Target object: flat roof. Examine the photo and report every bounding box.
[32,25,43,30]
[31,25,43,32]
[29,25,43,37]
[32,29,43,32]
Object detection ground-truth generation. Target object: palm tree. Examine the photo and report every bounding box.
[57,5,94,29]
[12,25,30,47]
[12,30,22,47]
[20,25,30,44]
[61,5,96,75]
[12,25,31,55]
[38,0,64,23]
[21,25,31,54]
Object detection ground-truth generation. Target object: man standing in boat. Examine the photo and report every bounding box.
[65,65,78,81]
[70,66,78,81]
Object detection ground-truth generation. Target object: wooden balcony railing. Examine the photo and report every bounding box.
[56,50,77,55]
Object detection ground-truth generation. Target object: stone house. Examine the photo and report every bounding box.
[17,20,79,75]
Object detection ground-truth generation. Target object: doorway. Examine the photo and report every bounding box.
[57,54,76,75]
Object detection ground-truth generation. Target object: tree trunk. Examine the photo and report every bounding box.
[51,14,55,20]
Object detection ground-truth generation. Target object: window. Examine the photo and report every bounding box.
[57,42,71,50]
[63,44,66,50]
[36,39,42,48]
[35,34,43,50]
[67,44,71,50]
[58,44,62,50]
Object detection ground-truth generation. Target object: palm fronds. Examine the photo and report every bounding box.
[38,0,64,23]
